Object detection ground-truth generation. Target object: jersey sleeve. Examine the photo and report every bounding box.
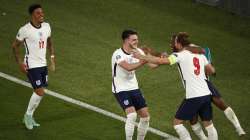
[47,23,51,37]
[48,24,51,37]
[114,52,125,64]
[201,54,209,65]
[16,27,26,41]
[168,51,185,65]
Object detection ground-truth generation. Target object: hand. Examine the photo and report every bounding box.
[49,57,56,72]
[140,59,147,65]
[141,47,154,55]
[129,43,137,49]
[19,63,27,74]
[132,49,143,59]
[160,52,168,58]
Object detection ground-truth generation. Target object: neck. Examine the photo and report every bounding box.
[30,20,41,28]
[122,44,132,55]
[178,47,185,52]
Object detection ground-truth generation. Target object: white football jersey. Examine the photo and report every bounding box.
[169,50,211,99]
[111,48,144,93]
[16,22,51,69]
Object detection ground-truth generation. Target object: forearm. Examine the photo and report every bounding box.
[47,38,55,56]
[140,55,159,64]
[12,41,23,64]
[127,61,145,71]
[205,64,216,76]
[47,44,55,56]
[147,63,159,69]
[141,55,170,65]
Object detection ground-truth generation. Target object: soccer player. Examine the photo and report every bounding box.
[182,45,246,138]
[12,4,55,130]
[133,32,218,140]
[111,29,151,140]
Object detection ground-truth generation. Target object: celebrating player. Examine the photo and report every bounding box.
[175,40,246,138]
[12,4,55,130]
[111,29,151,140]
[133,32,218,140]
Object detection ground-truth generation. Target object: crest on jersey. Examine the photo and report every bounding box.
[39,32,43,37]
[116,55,121,60]
[123,100,129,106]
[36,80,41,86]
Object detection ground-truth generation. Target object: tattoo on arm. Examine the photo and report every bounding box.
[47,37,55,56]
[12,40,23,64]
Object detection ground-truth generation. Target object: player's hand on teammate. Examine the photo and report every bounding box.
[49,56,56,72]
[19,63,28,73]
[160,52,168,58]
[132,49,143,59]
[140,47,153,55]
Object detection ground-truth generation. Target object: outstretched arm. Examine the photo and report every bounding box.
[118,60,146,71]
[133,50,171,65]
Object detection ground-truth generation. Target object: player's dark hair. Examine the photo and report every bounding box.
[170,34,178,52]
[122,29,138,41]
[170,34,177,48]
[175,32,191,47]
[28,4,42,15]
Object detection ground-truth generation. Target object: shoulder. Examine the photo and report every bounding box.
[17,23,31,37]
[112,48,125,61]
[199,54,208,61]
[113,48,123,56]
[18,22,30,31]
[173,50,190,57]
[42,22,51,29]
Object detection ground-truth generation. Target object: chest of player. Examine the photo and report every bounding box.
[124,55,139,64]
[26,28,49,43]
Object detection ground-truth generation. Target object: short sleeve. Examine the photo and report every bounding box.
[114,52,125,64]
[47,23,51,37]
[16,27,26,41]
[202,55,209,65]
[168,51,185,65]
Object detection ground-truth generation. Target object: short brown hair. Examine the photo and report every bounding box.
[175,32,190,47]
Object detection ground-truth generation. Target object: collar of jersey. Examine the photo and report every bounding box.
[121,48,130,55]
[30,21,42,29]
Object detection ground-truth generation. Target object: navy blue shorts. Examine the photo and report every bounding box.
[206,80,221,97]
[175,95,212,121]
[27,66,48,89]
[114,89,147,111]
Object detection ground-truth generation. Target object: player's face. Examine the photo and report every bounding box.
[32,8,44,23]
[127,34,138,48]
[174,42,183,52]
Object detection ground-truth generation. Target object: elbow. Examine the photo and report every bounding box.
[206,68,216,76]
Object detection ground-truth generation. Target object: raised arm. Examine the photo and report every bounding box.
[133,49,172,65]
